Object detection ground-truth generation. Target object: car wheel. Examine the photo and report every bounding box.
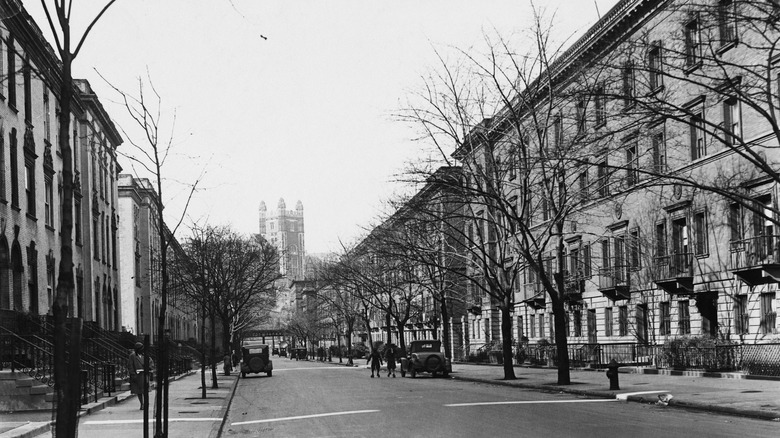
[241,372,246,378]
[443,371,449,378]
[410,368,416,378]
[267,370,272,377]
[401,369,406,377]
[424,355,442,372]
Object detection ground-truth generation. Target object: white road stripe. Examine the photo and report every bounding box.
[83,418,222,425]
[446,399,618,407]
[274,367,355,371]
[615,390,671,401]
[231,410,379,426]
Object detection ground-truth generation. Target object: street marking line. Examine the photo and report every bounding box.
[83,418,222,425]
[616,390,671,401]
[274,367,355,371]
[446,399,618,407]
[231,410,379,426]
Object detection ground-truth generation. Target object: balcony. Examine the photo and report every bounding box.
[522,283,546,309]
[730,236,780,286]
[563,270,585,302]
[653,253,694,295]
[597,263,629,300]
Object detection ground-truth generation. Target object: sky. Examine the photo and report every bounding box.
[23,0,619,254]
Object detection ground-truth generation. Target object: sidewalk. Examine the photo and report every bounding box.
[0,370,238,438]
[450,362,780,420]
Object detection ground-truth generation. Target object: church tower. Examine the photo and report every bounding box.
[259,198,305,279]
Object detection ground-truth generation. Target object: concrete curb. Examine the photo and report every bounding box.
[209,374,240,438]
[449,374,780,421]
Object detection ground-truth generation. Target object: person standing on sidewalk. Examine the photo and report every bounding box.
[385,344,397,377]
[128,342,154,410]
[368,348,382,378]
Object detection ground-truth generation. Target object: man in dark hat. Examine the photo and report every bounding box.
[128,342,154,410]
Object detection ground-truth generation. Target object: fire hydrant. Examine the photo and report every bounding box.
[606,358,620,390]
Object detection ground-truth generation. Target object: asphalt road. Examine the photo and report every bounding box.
[222,358,778,438]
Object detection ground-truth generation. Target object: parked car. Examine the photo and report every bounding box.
[240,343,273,377]
[272,347,279,356]
[400,340,451,378]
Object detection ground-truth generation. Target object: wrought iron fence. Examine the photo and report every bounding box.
[507,342,780,377]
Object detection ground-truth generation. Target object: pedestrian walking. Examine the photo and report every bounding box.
[223,353,233,375]
[385,344,397,377]
[127,342,154,410]
[368,348,382,378]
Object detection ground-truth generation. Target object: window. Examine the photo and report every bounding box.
[760,292,776,334]
[23,60,31,123]
[578,168,589,202]
[690,109,706,160]
[718,0,737,46]
[508,150,516,180]
[539,313,545,338]
[24,162,34,216]
[660,301,671,335]
[734,295,748,334]
[549,313,555,339]
[0,130,5,201]
[601,238,611,270]
[595,85,606,127]
[648,43,663,90]
[44,91,51,142]
[7,36,15,107]
[541,187,550,222]
[553,114,563,148]
[630,228,641,270]
[652,129,667,173]
[693,210,708,255]
[576,97,587,134]
[75,199,82,244]
[0,37,4,98]
[605,307,613,336]
[723,97,741,146]
[626,142,638,187]
[685,18,701,68]
[618,305,628,336]
[622,61,635,108]
[597,159,609,197]
[93,217,100,256]
[10,129,18,207]
[729,203,743,249]
[44,177,53,227]
[583,244,592,278]
[573,310,582,337]
[678,300,691,334]
[530,314,536,338]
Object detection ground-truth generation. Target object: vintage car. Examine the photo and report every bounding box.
[240,343,273,377]
[400,340,451,378]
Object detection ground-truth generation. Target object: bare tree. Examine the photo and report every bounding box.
[103,73,200,436]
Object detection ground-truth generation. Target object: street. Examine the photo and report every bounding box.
[222,358,778,438]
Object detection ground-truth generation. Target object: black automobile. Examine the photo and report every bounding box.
[240,343,273,377]
[400,340,451,378]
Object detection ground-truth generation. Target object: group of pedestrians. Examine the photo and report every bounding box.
[368,344,398,378]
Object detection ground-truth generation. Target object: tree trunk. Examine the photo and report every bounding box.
[53,43,81,438]
[200,307,206,399]
[440,297,451,360]
[209,313,218,388]
[346,322,354,366]
[500,305,516,380]
[552,298,571,385]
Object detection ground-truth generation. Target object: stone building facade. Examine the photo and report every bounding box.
[117,175,197,343]
[0,1,122,331]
